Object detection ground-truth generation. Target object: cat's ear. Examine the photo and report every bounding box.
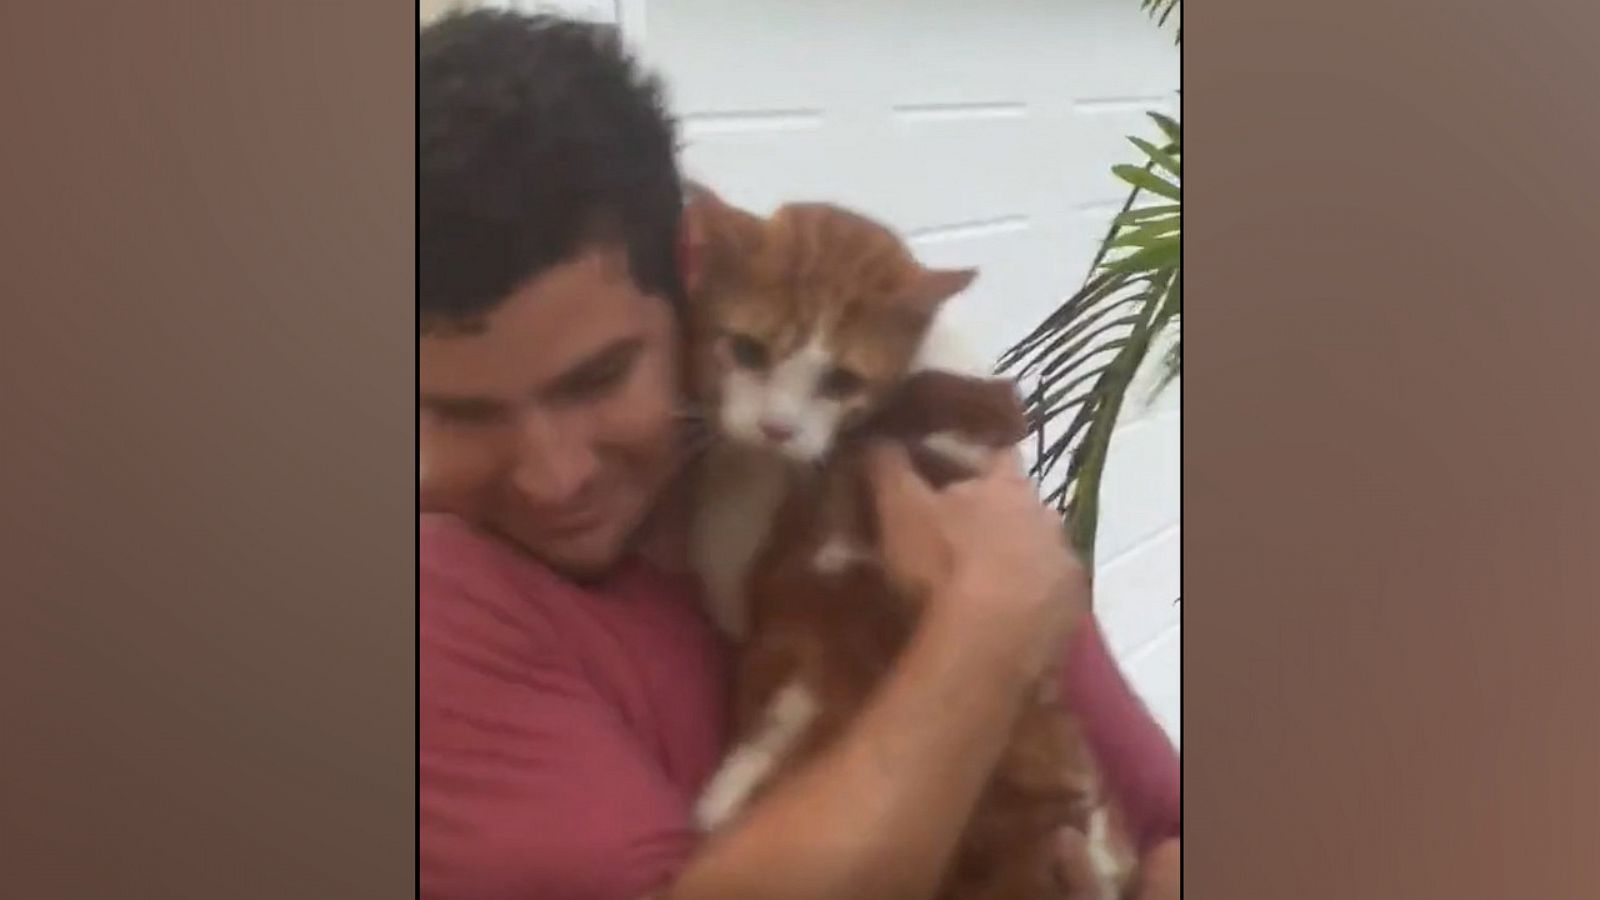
[906,267,978,310]
[681,179,719,214]
[683,181,764,266]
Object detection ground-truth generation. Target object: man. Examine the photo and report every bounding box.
[419,10,1179,900]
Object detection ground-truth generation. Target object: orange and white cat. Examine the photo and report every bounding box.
[682,187,1135,899]
[682,187,978,639]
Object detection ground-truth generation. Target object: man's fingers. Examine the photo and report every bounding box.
[1051,827,1098,894]
[1134,839,1181,900]
[866,442,954,591]
[976,444,1029,483]
[866,442,938,523]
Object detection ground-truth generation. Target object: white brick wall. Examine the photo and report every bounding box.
[461,0,1181,743]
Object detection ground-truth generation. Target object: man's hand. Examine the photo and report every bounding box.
[1134,840,1180,900]
[867,443,1089,680]
[1052,834,1179,900]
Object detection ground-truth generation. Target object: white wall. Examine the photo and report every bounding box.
[448,1,1181,743]
[1095,346,1180,743]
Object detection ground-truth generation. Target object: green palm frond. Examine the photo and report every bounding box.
[998,111,1180,563]
[1140,0,1181,43]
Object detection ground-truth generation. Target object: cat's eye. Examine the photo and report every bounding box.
[727,334,769,370]
[819,367,865,398]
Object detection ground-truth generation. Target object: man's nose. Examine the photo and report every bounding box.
[510,413,599,506]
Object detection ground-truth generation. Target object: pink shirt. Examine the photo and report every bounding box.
[420,513,1179,900]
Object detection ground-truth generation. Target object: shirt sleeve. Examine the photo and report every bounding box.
[420,568,698,900]
[1059,619,1181,854]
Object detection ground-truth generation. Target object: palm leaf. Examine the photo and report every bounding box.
[1000,269,1130,369]
[1148,112,1180,145]
[1105,240,1179,276]
[998,102,1180,564]
[1128,137,1180,177]
[1112,204,1180,227]
[1154,336,1181,396]
[1112,165,1180,201]
[1140,0,1181,43]
[1110,221,1179,249]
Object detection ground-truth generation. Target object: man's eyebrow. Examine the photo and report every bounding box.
[418,393,506,415]
[419,337,646,413]
[546,337,644,393]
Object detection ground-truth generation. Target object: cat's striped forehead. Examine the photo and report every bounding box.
[716,203,930,356]
[761,205,918,304]
[764,204,918,289]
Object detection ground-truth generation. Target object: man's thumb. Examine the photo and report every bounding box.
[1051,827,1103,897]
[866,442,936,524]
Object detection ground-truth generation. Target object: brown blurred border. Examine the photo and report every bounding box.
[0,2,414,897]
[1190,0,1600,896]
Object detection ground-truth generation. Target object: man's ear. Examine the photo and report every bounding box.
[678,186,710,295]
[905,266,978,311]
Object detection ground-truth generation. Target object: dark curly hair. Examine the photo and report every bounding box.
[419,10,683,330]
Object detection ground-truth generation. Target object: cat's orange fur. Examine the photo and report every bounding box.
[686,190,1136,899]
[739,374,1134,900]
[684,187,973,428]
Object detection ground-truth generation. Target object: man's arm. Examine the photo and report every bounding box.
[672,588,1185,900]
[1134,839,1180,900]
[1061,619,1181,853]
[666,584,1049,900]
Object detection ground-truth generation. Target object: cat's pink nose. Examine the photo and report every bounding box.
[759,420,796,443]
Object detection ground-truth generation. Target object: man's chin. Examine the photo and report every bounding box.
[495,521,634,582]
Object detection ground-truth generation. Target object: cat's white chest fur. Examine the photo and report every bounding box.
[690,441,793,639]
[913,311,990,377]
[689,312,985,640]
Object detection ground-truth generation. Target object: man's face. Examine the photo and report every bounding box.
[419,248,683,577]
